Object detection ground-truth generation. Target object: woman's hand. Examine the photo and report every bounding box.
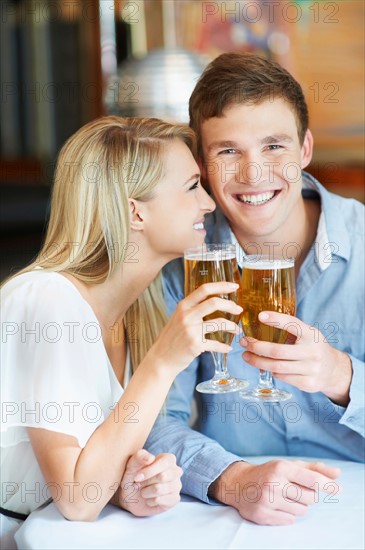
[113,450,183,517]
[149,282,242,374]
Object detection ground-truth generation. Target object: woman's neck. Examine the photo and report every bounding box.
[60,253,163,385]
[62,251,165,329]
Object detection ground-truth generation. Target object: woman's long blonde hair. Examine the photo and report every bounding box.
[10,116,197,372]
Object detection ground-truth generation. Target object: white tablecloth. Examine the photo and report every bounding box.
[14,458,364,550]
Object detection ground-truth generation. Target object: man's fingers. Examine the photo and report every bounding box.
[242,352,304,375]
[240,335,258,346]
[294,460,341,479]
[241,338,306,361]
[290,461,341,491]
[258,311,311,342]
[277,498,309,517]
[306,461,341,479]
[294,485,321,506]
[244,508,296,526]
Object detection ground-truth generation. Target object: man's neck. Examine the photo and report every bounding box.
[232,197,321,276]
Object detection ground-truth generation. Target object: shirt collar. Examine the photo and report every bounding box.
[302,171,351,267]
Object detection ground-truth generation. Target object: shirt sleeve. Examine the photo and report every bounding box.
[1,273,115,449]
[338,354,365,437]
[145,261,243,504]
[146,383,243,504]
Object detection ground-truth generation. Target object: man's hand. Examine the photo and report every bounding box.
[240,311,352,406]
[113,450,182,517]
[209,459,341,525]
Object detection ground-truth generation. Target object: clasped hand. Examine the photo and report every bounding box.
[240,311,352,406]
[113,450,183,517]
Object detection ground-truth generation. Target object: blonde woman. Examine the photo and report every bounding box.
[0,117,242,539]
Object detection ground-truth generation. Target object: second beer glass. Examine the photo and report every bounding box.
[184,243,248,393]
[239,254,296,402]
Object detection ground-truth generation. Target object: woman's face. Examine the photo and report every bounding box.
[140,139,215,260]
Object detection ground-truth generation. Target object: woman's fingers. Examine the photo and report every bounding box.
[134,453,180,482]
[153,284,242,372]
[140,475,182,500]
[124,449,155,481]
[195,296,242,319]
[202,318,241,353]
[182,282,239,307]
[203,317,241,335]
[144,489,181,510]
[136,453,182,509]
[178,293,242,354]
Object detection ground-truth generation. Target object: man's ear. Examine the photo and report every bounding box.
[300,129,314,169]
[129,198,144,231]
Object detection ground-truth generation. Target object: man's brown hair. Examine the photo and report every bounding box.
[189,52,309,155]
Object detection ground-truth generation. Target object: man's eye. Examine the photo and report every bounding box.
[189,180,199,190]
[218,149,237,155]
[267,144,282,150]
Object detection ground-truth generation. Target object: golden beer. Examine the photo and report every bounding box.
[184,250,241,345]
[241,260,296,343]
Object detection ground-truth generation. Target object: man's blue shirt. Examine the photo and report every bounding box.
[146,172,365,503]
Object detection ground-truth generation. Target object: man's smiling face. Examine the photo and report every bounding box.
[201,98,313,243]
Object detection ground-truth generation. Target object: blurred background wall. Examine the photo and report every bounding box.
[1,0,364,279]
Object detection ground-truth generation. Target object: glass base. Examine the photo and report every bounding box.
[239,387,291,402]
[196,377,249,394]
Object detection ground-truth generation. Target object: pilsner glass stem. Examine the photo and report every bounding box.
[211,352,231,382]
[259,369,274,390]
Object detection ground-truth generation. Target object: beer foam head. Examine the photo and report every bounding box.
[184,245,236,261]
[242,256,294,269]
[184,251,236,261]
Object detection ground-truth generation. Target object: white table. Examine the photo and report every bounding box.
[15,458,364,550]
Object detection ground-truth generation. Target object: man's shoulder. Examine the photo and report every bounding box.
[163,257,184,278]
[162,257,185,299]
[328,192,364,235]
[303,171,364,237]
[319,184,364,250]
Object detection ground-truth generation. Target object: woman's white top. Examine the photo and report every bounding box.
[1,271,130,515]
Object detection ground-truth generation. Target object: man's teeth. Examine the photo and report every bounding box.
[193,222,204,230]
[238,191,275,205]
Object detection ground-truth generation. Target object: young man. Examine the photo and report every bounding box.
[146,53,364,525]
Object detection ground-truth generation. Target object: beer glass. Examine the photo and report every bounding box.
[184,243,249,394]
[239,255,296,402]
